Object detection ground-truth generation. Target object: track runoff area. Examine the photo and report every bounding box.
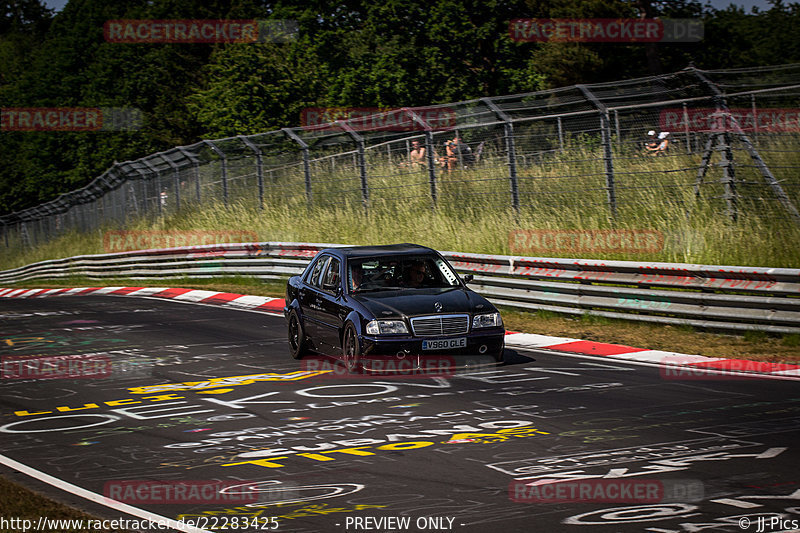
[0,290,799,533]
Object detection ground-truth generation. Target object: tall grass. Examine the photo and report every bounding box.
[2,136,799,271]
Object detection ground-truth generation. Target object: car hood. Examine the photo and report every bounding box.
[352,287,495,318]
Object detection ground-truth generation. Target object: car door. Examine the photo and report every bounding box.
[315,257,348,352]
[301,255,330,344]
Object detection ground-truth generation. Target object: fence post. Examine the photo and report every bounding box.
[141,159,163,216]
[177,148,201,203]
[683,102,692,154]
[402,108,438,209]
[693,68,800,226]
[238,135,264,210]
[716,132,738,223]
[283,128,313,205]
[20,221,31,248]
[694,134,716,197]
[336,120,369,211]
[160,153,182,212]
[203,141,228,206]
[577,85,617,218]
[481,98,520,212]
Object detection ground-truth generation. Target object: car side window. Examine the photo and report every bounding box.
[306,256,329,288]
[321,258,341,293]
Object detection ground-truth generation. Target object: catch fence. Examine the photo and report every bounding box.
[2,64,800,248]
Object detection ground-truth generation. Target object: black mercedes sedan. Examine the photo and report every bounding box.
[284,244,505,372]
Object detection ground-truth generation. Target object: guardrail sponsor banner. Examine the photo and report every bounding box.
[509,18,703,43]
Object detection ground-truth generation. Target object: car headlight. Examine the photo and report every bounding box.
[365,319,409,335]
[472,312,503,329]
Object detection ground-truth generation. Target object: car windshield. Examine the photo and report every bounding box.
[348,254,460,292]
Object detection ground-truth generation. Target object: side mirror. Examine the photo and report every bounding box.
[463,274,474,284]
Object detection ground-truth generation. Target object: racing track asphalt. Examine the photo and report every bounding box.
[1,294,799,533]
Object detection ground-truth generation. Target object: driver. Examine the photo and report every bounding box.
[406,261,427,288]
[350,263,363,291]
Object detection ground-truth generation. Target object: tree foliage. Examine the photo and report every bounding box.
[2,0,800,214]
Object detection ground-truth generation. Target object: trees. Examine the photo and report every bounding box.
[2,0,800,215]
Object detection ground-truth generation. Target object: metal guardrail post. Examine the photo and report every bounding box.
[282,128,312,204]
[482,98,520,212]
[336,120,369,211]
[203,141,228,206]
[238,136,264,210]
[402,108,438,208]
[578,85,617,218]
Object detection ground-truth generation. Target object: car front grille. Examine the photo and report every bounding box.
[410,314,469,336]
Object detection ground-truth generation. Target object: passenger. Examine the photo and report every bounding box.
[350,263,363,291]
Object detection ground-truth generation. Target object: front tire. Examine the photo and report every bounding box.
[288,310,308,360]
[342,323,362,373]
[493,351,504,364]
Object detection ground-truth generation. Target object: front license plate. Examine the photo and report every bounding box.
[422,337,467,350]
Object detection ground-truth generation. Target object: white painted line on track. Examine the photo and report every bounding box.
[0,453,212,533]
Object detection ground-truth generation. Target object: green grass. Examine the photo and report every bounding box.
[1,135,799,271]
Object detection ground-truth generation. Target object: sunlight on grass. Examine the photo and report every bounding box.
[2,135,798,271]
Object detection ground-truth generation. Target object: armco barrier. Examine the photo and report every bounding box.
[0,242,798,334]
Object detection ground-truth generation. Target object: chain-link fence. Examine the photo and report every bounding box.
[3,64,800,249]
